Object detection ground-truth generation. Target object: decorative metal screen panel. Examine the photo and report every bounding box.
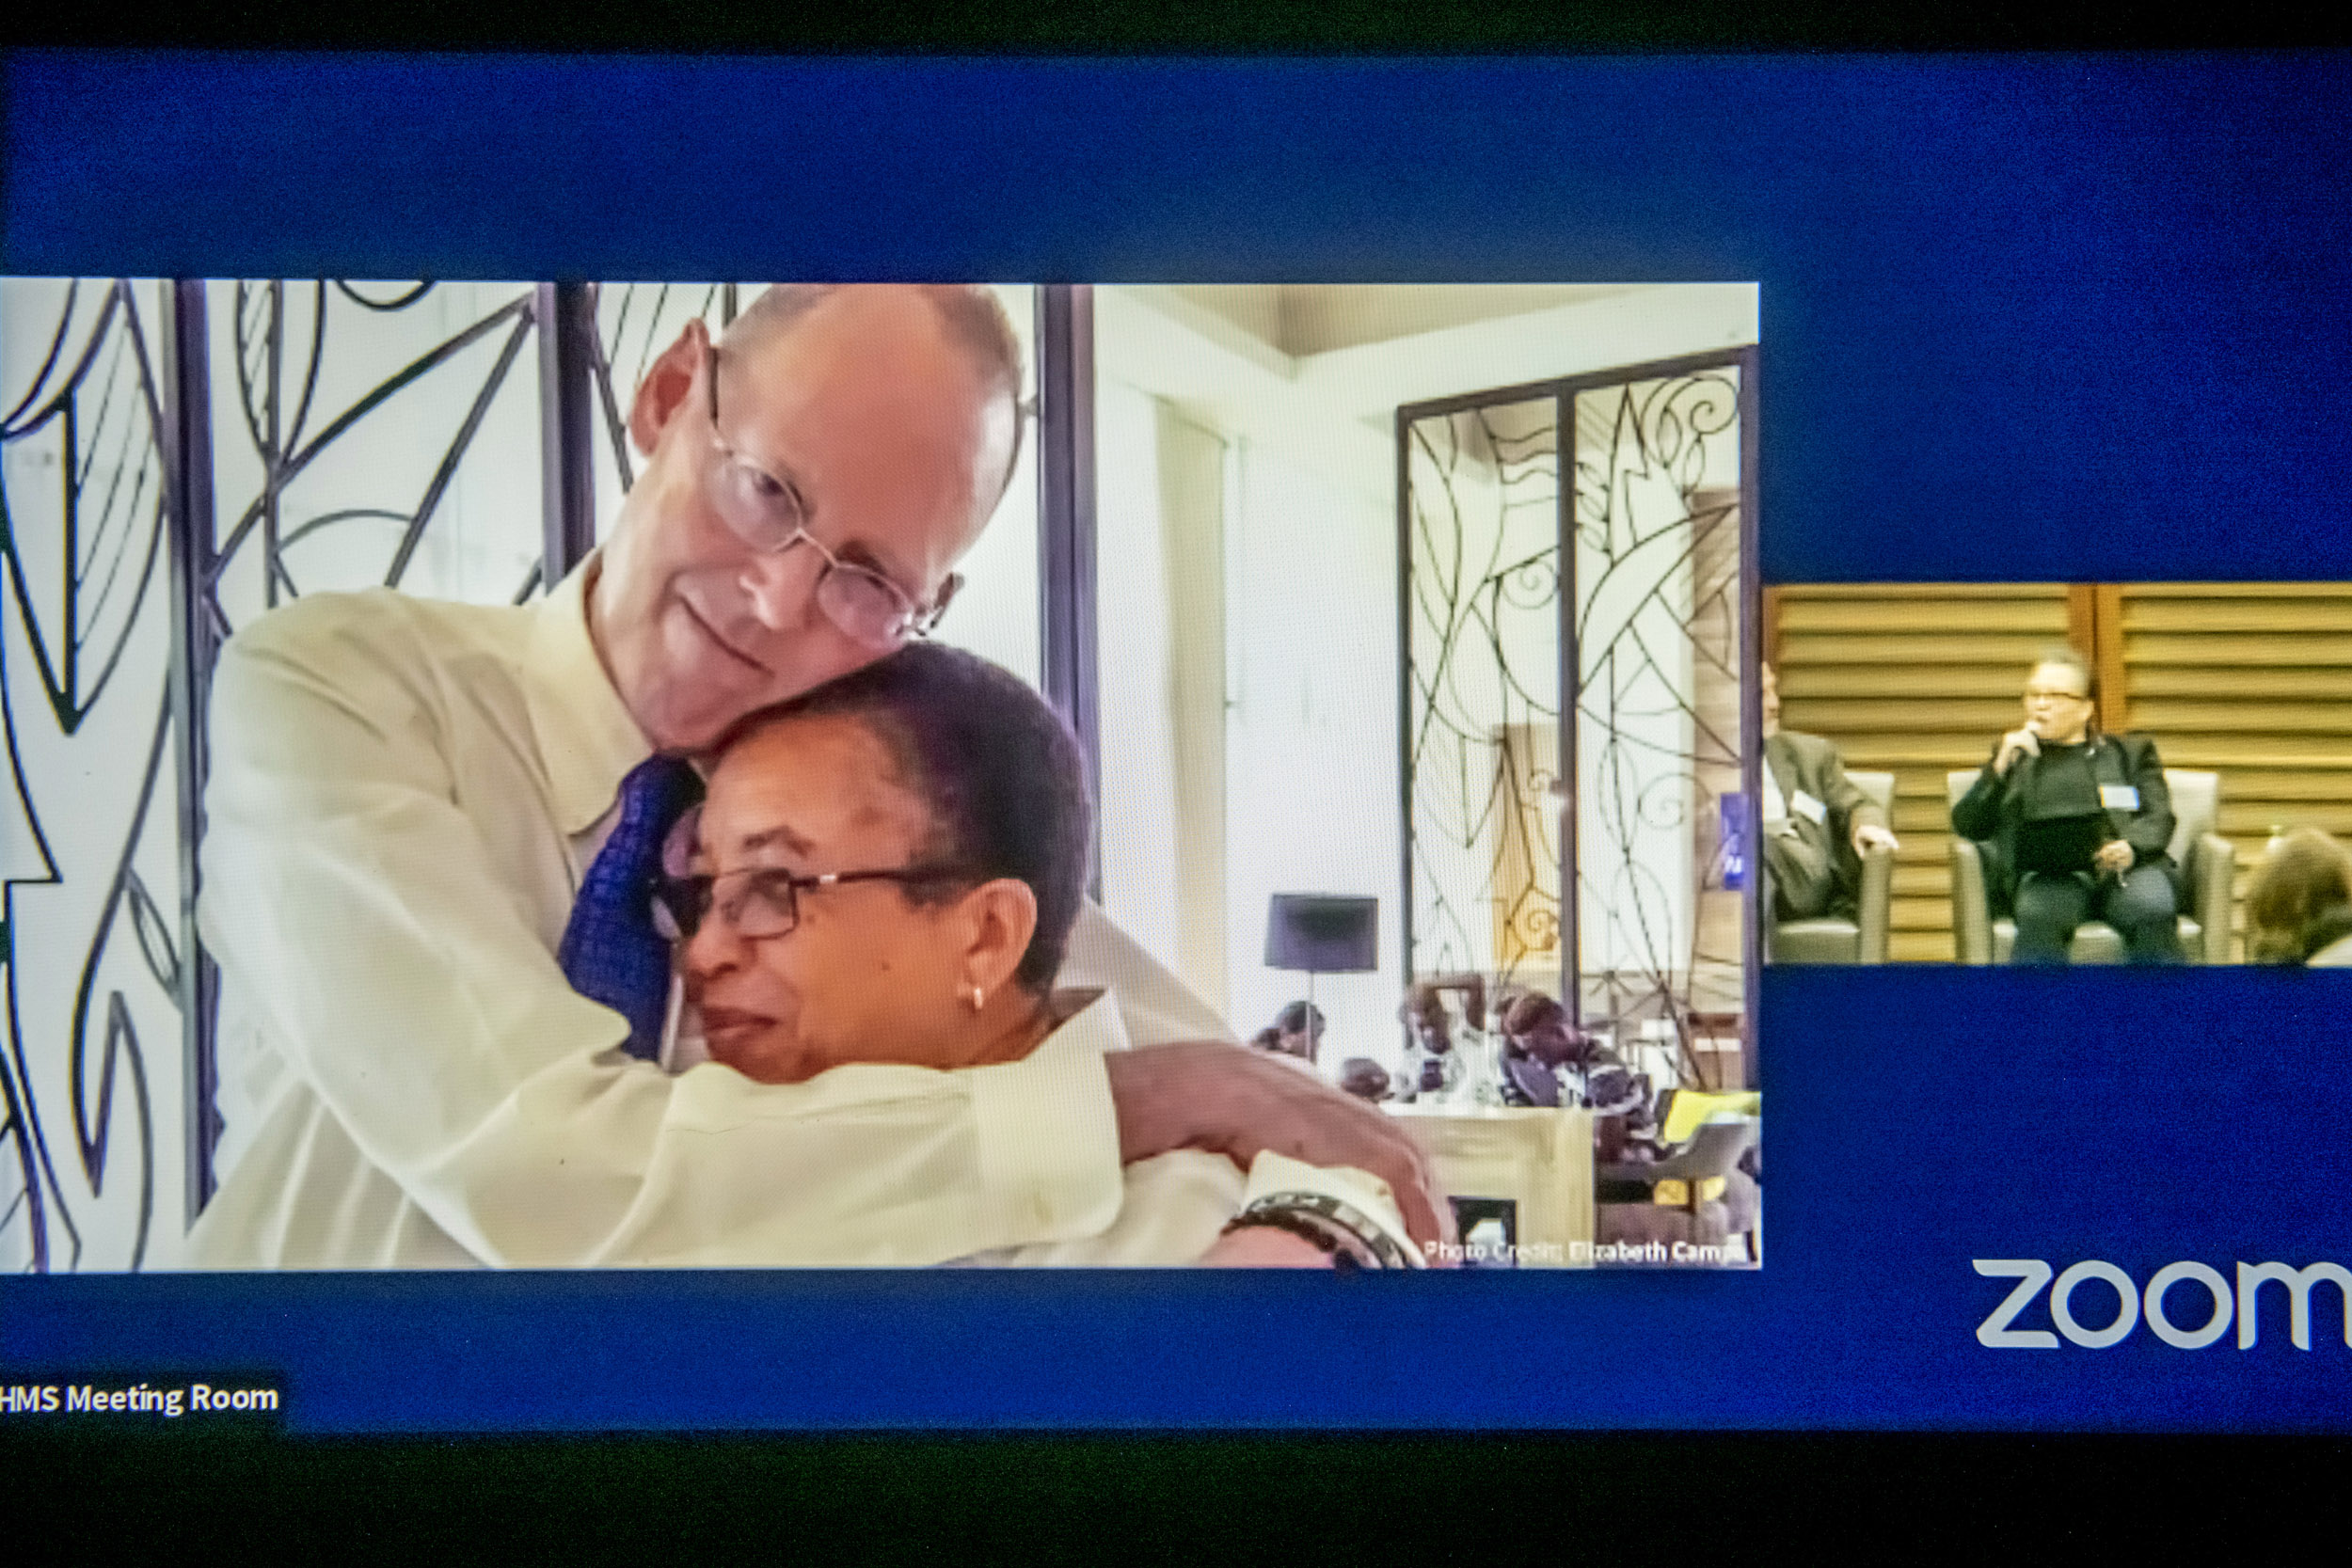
[1,277,616,1270]
[2,277,1059,1271]
[1401,350,1756,1083]
[590,282,742,533]
[3,279,175,1271]
[209,280,552,617]
[1402,393,1563,985]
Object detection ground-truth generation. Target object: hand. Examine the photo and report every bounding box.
[2093,839,2135,875]
[1104,1040,1454,1251]
[1197,1227,1337,1268]
[1994,726,2042,775]
[1851,823,1901,856]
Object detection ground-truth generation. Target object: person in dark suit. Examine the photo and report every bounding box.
[1948,645,2183,964]
[1760,662,1900,924]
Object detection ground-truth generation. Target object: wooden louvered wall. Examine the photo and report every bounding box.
[1770,585,2074,960]
[2106,584,2352,960]
[1771,582,2352,962]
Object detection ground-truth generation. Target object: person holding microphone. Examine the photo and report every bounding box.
[1949,646,2184,964]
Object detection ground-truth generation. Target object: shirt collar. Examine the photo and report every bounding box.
[1035,988,1130,1058]
[526,550,656,835]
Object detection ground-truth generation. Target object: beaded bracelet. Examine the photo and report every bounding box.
[1218,1207,1367,1271]
[1241,1191,1417,1269]
[1221,1191,1415,1270]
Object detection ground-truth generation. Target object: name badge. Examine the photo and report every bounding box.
[2100,784,2140,811]
[1790,789,1828,825]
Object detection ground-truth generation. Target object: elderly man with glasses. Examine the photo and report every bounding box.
[185,284,1442,1268]
[1758,661,1901,935]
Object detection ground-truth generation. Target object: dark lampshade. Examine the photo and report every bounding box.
[1264,895,1378,974]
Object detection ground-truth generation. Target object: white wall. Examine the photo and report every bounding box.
[1219,438,1405,1068]
[1094,381,1229,1011]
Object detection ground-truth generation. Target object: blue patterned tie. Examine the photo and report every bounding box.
[558,755,704,1061]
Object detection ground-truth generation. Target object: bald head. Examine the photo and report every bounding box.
[723,285,1025,499]
[591,283,1030,754]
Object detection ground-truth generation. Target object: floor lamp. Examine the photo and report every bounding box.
[1264,895,1379,1064]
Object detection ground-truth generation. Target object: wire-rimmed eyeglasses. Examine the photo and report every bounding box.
[699,343,961,651]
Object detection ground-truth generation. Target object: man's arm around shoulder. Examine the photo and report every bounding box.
[1060,904,1450,1249]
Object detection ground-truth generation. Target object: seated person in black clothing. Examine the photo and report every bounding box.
[1949,645,2183,964]
[1760,662,1900,923]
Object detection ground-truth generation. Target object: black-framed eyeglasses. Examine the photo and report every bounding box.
[700,343,962,651]
[654,862,974,942]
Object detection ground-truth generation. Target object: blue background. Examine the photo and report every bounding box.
[5,51,2350,1433]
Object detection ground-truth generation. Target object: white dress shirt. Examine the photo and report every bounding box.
[737,990,1414,1267]
[181,559,1233,1269]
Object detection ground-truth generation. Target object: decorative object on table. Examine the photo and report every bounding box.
[1397,974,1472,1102]
[1494,991,1571,1107]
[1248,1000,1327,1065]
[1451,1197,1520,1268]
[1447,1022,1507,1110]
[1274,1000,1326,1062]
[1401,975,1632,1108]
[1500,1053,1562,1108]
[1338,1057,1391,1102]
[1265,894,1379,1052]
[1582,1064,1654,1121]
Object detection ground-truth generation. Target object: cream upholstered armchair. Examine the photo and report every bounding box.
[1768,769,1896,964]
[1946,768,2233,964]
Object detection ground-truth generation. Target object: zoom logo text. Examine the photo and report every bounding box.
[1973,1259,2352,1350]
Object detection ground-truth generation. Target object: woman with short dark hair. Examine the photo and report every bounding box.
[665,643,1422,1266]
[1950,646,2184,963]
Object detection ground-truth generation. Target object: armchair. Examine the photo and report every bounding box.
[1946,767,2233,963]
[1594,1092,1760,1263]
[1768,768,1897,964]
